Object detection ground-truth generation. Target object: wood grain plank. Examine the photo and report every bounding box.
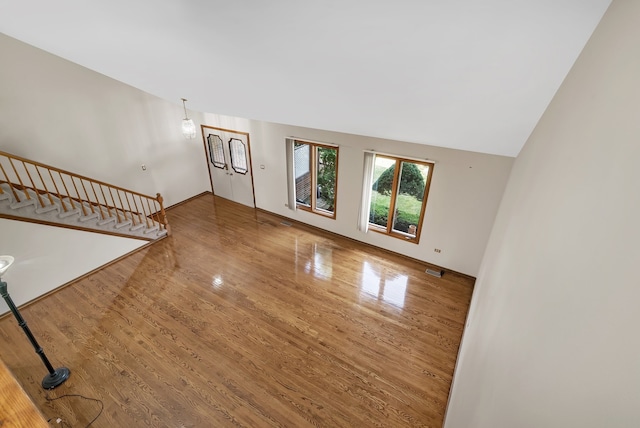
[0,358,48,427]
[0,194,473,427]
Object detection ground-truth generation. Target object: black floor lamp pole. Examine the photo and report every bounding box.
[0,280,70,389]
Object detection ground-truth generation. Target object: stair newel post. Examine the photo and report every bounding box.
[156,193,171,236]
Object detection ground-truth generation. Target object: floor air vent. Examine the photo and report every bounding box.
[280,221,292,227]
[425,268,444,278]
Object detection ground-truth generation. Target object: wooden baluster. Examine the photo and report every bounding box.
[152,200,160,228]
[47,169,67,212]
[58,172,77,211]
[89,182,105,220]
[69,177,87,216]
[139,196,152,228]
[34,166,55,206]
[131,194,143,226]
[107,187,122,223]
[123,192,136,225]
[145,198,157,227]
[116,190,128,222]
[0,162,20,202]
[99,184,113,219]
[20,161,45,208]
[8,158,31,202]
[78,179,95,214]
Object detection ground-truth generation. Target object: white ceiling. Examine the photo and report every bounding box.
[0,0,611,157]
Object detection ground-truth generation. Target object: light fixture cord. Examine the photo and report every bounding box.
[181,98,189,119]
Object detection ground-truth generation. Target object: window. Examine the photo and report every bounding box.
[229,138,248,174]
[367,155,433,243]
[292,140,338,218]
[207,134,226,169]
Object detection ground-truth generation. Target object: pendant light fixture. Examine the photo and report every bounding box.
[181,98,197,139]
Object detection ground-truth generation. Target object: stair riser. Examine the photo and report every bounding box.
[0,196,164,240]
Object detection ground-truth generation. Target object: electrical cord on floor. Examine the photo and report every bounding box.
[45,392,104,428]
[46,417,72,428]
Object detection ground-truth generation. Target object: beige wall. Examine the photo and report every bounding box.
[1,30,513,293]
[0,33,211,310]
[0,219,144,311]
[0,33,211,208]
[201,115,513,276]
[445,1,640,426]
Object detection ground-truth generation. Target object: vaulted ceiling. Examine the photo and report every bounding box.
[0,0,611,156]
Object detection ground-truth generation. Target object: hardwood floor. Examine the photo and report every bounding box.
[0,194,473,427]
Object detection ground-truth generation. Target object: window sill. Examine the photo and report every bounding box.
[296,204,336,220]
[368,226,420,244]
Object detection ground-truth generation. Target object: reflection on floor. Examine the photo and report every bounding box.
[0,194,474,427]
[361,261,409,308]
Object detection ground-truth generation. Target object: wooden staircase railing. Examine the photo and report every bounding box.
[0,150,170,237]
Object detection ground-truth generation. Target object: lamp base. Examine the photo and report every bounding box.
[42,367,70,389]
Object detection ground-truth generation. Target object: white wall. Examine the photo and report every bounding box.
[1,30,512,283]
[0,33,211,208]
[203,115,513,276]
[0,33,211,310]
[445,1,640,426]
[0,219,144,311]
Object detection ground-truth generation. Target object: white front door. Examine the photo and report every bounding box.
[203,126,255,207]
